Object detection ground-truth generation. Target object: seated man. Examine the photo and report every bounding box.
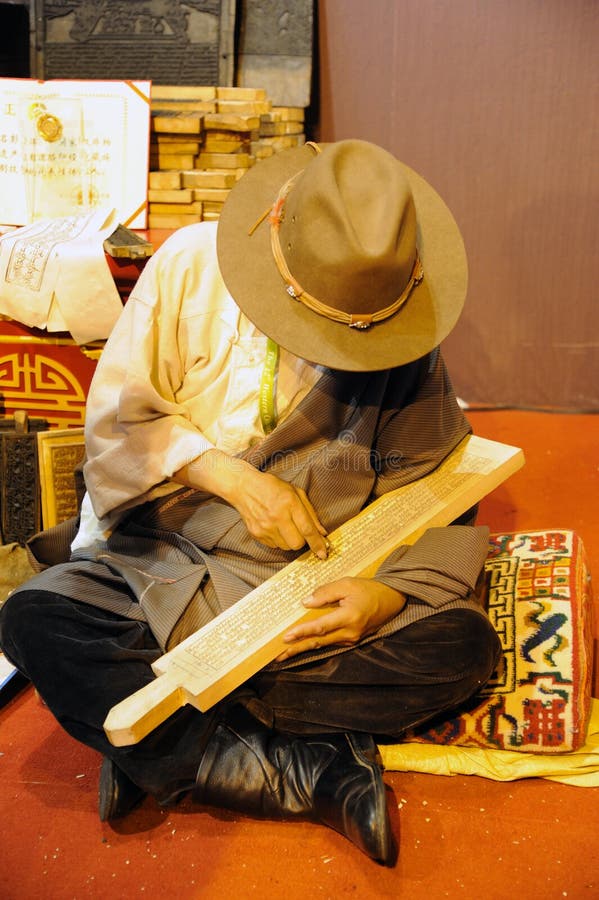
[0,139,500,866]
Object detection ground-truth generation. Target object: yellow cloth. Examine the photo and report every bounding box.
[379,698,599,787]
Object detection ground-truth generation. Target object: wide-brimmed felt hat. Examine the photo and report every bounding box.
[216,139,467,371]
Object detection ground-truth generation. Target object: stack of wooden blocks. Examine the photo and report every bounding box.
[148,85,306,229]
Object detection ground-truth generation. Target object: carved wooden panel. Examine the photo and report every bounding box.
[39,1,236,86]
[37,428,85,528]
[236,0,314,107]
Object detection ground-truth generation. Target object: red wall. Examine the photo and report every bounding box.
[316,0,599,410]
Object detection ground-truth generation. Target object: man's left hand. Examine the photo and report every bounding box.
[276,577,407,661]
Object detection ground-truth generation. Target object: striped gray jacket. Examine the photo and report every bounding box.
[16,349,491,665]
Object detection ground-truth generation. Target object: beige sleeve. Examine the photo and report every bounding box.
[82,233,218,519]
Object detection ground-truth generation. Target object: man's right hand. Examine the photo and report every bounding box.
[174,449,329,559]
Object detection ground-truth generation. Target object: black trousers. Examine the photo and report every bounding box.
[0,589,500,805]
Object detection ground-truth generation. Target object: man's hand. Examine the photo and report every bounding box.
[175,449,329,559]
[227,465,329,558]
[276,577,407,661]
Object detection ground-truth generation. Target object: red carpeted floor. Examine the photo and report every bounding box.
[1,411,598,899]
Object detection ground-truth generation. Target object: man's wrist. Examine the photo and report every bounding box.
[184,449,253,504]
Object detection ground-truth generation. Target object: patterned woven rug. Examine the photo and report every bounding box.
[406,530,593,753]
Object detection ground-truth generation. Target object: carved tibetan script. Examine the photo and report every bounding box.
[40,1,236,86]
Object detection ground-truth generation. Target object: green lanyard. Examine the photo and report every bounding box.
[259,337,279,434]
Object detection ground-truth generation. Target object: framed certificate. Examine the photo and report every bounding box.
[0,79,151,227]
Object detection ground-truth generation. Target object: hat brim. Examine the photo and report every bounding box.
[216,144,467,371]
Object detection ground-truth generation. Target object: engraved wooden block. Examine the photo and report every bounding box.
[151,100,217,114]
[263,107,305,123]
[250,142,275,159]
[153,140,202,153]
[202,202,225,215]
[235,0,314,107]
[149,153,196,170]
[104,435,525,746]
[152,113,204,135]
[149,202,204,216]
[203,113,260,132]
[216,87,267,101]
[196,152,254,169]
[147,189,194,204]
[201,141,246,155]
[37,428,85,530]
[103,226,153,261]
[153,86,217,101]
[260,121,305,136]
[202,131,245,144]
[192,188,230,203]
[259,135,305,151]
[40,2,236,87]
[148,214,203,229]
[148,172,183,191]
[181,170,237,189]
[216,100,273,116]
[0,413,48,545]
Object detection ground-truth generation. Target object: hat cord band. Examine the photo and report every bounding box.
[267,173,423,329]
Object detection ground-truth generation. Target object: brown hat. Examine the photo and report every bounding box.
[216,139,467,371]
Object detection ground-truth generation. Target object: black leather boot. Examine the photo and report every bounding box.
[98,757,147,822]
[193,705,396,865]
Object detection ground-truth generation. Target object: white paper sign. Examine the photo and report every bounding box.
[0,79,150,228]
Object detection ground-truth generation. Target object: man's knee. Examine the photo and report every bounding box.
[437,608,501,696]
[1,587,54,632]
[388,607,501,693]
[0,589,49,674]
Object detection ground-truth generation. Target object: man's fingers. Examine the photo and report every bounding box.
[276,623,352,661]
[295,488,328,536]
[308,579,352,605]
[293,520,329,559]
[283,608,346,644]
[269,505,327,557]
[290,496,329,559]
[238,472,327,557]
